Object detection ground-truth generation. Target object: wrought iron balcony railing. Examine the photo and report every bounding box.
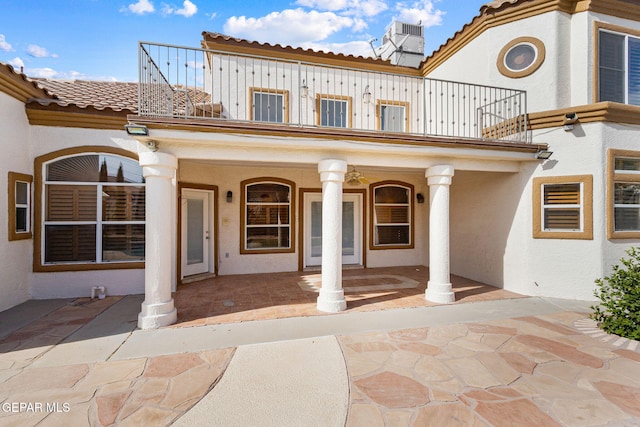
[138,42,530,143]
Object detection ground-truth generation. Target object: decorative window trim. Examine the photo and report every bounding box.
[594,22,640,105]
[532,175,593,240]
[33,146,144,272]
[376,100,410,132]
[248,87,289,123]
[607,148,640,239]
[369,181,414,250]
[240,177,296,254]
[315,94,353,128]
[497,37,546,79]
[8,172,33,241]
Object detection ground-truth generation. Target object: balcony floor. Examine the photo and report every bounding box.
[171,265,524,327]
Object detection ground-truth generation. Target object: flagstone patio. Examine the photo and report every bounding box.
[0,270,639,426]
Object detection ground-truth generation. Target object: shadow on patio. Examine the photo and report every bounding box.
[171,266,525,328]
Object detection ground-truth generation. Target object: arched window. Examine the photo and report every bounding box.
[370,181,414,249]
[40,152,145,266]
[241,178,295,253]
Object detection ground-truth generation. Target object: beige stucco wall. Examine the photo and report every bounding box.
[178,160,429,276]
[0,93,32,311]
[28,126,147,300]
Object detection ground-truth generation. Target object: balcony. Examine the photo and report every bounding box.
[137,42,530,144]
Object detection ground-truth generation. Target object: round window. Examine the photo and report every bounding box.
[497,37,545,78]
[505,44,537,71]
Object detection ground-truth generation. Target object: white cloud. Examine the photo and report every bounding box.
[162,0,197,17]
[8,57,24,69]
[122,0,155,15]
[175,0,197,17]
[352,0,388,17]
[22,67,119,81]
[9,56,24,68]
[224,9,353,45]
[27,67,59,79]
[394,0,444,27]
[295,0,386,18]
[0,34,13,52]
[302,40,374,57]
[27,44,58,58]
[295,0,348,11]
[206,11,217,20]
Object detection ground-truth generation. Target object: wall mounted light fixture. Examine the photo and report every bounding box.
[416,193,425,203]
[362,85,372,104]
[145,140,158,152]
[536,150,553,160]
[125,124,149,136]
[226,191,233,203]
[301,80,309,98]
[563,112,578,131]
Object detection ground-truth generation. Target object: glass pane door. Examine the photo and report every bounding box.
[305,193,361,267]
[181,189,212,277]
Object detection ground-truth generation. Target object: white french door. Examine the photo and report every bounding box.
[181,188,213,277]
[304,193,362,267]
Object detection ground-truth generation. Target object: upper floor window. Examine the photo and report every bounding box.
[241,178,295,253]
[377,101,409,132]
[532,175,593,240]
[599,29,640,106]
[8,172,32,241]
[370,182,414,249]
[42,154,145,265]
[316,95,352,128]
[250,88,288,123]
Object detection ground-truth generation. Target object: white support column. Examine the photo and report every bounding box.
[425,165,455,304]
[317,159,348,313]
[138,151,178,329]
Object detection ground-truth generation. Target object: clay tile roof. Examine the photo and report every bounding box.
[0,62,54,101]
[480,0,526,13]
[202,31,390,65]
[33,79,139,113]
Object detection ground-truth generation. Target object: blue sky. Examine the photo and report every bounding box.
[0,0,487,82]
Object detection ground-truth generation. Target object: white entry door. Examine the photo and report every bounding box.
[181,189,212,277]
[304,193,362,267]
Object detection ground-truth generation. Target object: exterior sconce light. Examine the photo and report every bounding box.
[416,193,425,203]
[145,140,158,152]
[536,150,553,160]
[125,124,149,136]
[301,80,309,98]
[563,112,578,131]
[362,85,372,104]
[226,191,233,203]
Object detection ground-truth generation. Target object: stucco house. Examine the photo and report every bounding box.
[2,0,640,329]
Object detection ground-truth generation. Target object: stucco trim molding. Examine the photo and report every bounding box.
[528,102,640,129]
[26,102,131,129]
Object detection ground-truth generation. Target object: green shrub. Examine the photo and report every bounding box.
[591,247,640,340]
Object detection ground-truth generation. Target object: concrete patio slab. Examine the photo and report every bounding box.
[112,297,591,360]
[31,295,142,367]
[0,298,71,340]
[173,336,349,427]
